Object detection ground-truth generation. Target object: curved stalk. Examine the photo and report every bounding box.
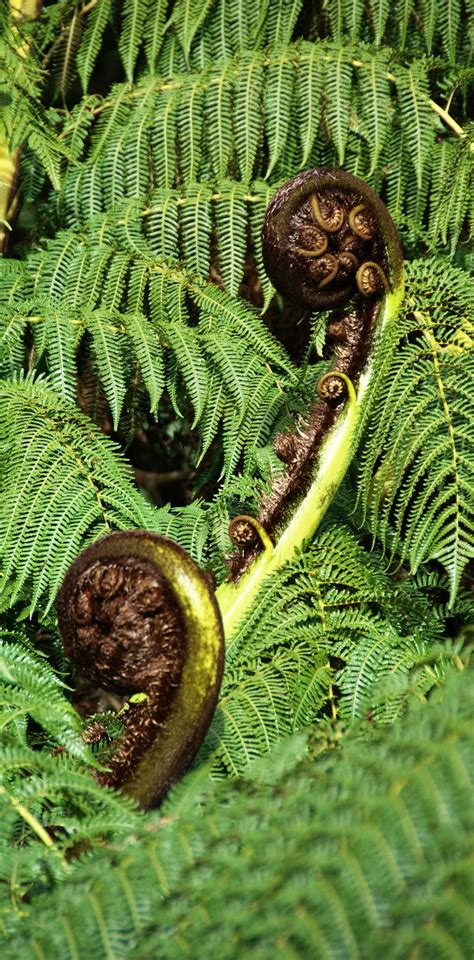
[219,167,404,644]
[57,168,403,805]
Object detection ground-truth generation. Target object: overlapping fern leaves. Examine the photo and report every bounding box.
[29,0,473,93]
[206,520,462,778]
[0,214,295,472]
[0,377,160,613]
[1,516,467,953]
[53,43,473,253]
[0,0,473,955]
[0,620,139,916]
[1,257,472,601]
[0,5,70,191]
[356,259,474,602]
[2,665,472,959]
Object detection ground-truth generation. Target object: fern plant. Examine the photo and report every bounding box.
[0,0,473,956]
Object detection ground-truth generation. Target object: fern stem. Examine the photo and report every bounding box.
[218,167,404,644]
[0,786,56,850]
[217,375,360,645]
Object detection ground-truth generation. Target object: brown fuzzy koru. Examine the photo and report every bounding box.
[63,555,186,786]
[57,531,224,807]
[228,167,403,579]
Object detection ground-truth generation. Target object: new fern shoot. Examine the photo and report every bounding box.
[55,168,404,806]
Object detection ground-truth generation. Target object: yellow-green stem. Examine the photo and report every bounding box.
[216,283,404,648]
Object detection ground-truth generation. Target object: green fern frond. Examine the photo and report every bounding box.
[177,75,205,181]
[394,60,433,189]
[370,0,391,45]
[47,40,470,254]
[76,0,113,91]
[438,0,462,64]
[171,0,215,62]
[234,51,265,182]
[205,521,450,776]
[122,311,165,413]
[205,62,234,178]
[0,306,27,379]
[143,0,168,73]
[0,620,138,898]
[264,47,294,178]
[0,630,86,758]
[266,0,303,46]
[0,215,294,456]
[4,666,472,959]
[119,0,149,82]
[428,131,474,252]
[145,188,180,258]
[357,52,391,175]
[356,258,474,604]
[1,4,473,957]
[0,377,159,613]
[55,7,83,101]
[85,308,128,428]
[295,41,324,166]
[32,300,81,403]
[214,179,248,294]
[324,45,353,165]
[180,182,213,274]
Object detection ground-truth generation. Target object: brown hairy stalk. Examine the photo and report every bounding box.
[228,167,402,579]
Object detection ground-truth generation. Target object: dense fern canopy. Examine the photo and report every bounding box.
[0,0,473,956]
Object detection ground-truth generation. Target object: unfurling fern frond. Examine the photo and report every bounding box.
[1,3,473,955]
[356,259,474,603]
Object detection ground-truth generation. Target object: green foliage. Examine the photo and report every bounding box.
[1,256,471,598]
[0,215,294,466]
[2,665,473,959]
[0,6,71,190]
[206,521,458,778]
[356,259,474,602]
[0,377,160,613]
[44,44,473,252]
[0,620,139,911]
[0,0,473,956]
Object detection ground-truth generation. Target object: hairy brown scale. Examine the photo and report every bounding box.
[228,167,398,580]
[65,556,186,787]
